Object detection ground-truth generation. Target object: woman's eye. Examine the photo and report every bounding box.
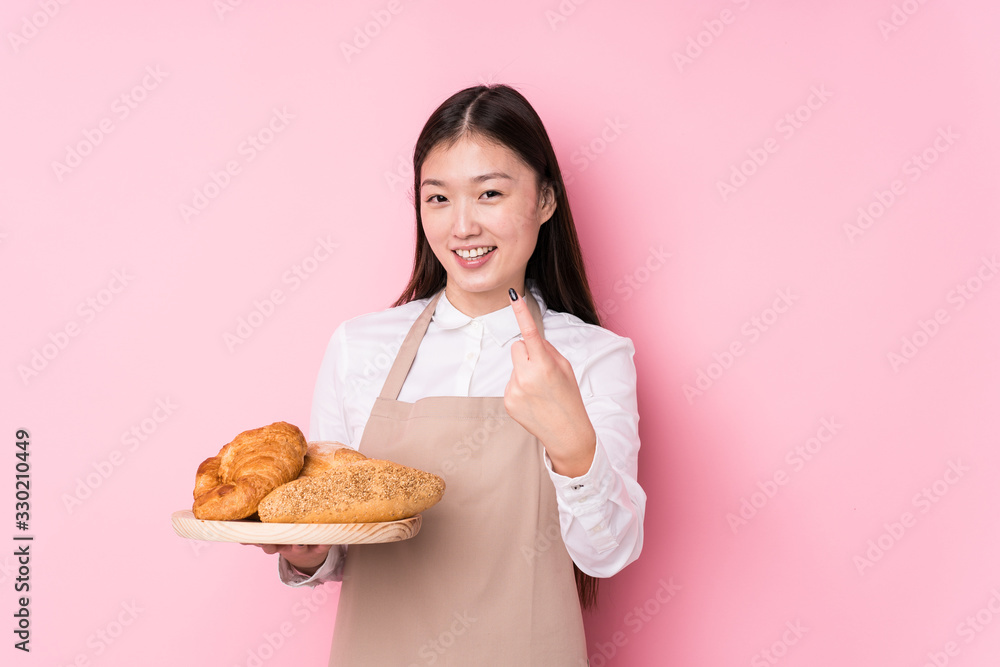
[481,190,501,199]
[425,194,447,203]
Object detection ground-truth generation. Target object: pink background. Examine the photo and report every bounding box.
[3,1,999,665]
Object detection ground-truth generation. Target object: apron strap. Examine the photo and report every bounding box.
[377,288,546,401]
[378,291,443,400]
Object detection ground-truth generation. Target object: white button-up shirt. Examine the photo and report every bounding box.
[280,283,645,584]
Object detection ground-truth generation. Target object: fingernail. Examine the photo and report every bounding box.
[508,288,518,301]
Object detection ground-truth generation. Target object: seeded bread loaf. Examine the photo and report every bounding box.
[257,459,445,523]
[299,441,368,478]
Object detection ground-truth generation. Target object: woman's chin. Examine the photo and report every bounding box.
[445,281,517,312]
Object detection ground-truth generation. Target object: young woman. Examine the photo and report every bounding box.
[253,84,645,665]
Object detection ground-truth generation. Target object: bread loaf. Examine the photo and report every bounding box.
[192,421,307,521]
[258,459,445,523]
[299,441,368,478]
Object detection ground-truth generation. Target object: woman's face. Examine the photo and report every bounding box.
[420,135,556,317]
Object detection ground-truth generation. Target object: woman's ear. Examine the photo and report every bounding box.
[538,182,558,225]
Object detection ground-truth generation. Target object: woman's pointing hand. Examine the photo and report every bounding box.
[504,288,595,478]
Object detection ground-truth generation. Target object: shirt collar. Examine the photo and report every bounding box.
[432,282,547,347]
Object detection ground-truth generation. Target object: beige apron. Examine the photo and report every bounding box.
[329,290,588,666]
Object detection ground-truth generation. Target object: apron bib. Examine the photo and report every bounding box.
[329,290,587,666]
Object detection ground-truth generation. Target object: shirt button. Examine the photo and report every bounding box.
[466,352,475,360]
[470,321,480,329]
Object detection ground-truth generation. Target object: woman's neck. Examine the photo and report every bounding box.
[444,283,526,318]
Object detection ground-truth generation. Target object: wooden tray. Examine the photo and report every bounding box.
[171,510,421,545]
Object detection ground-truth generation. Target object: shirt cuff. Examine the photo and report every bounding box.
[543,440,620,554]
[277,545,346,587]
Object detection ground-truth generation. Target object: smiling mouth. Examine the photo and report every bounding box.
[453,246,496,259]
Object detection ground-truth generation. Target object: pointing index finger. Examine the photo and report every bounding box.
[508,287,544,356]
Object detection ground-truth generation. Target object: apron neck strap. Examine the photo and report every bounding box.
[378,288,546,401]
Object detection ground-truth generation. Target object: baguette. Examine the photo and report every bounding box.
[299,441,368,478]
[258,459,445,523]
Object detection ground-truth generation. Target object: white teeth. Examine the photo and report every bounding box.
[456,246,495,259]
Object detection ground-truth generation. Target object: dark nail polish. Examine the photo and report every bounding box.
[508,288,518,301]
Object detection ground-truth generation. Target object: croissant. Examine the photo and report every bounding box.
[192,421,307,521]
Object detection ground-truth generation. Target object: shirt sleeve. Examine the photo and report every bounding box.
[308,323,352,443]
[278,544,347,587]
[278,324,353,586]
[543,334,645,578]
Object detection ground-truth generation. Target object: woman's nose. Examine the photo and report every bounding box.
[451,199,480,237]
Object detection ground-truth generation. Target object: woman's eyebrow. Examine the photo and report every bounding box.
[471,171,513,183]
[420,172,514,188]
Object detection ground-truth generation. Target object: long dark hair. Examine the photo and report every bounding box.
[393,84,601,608]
